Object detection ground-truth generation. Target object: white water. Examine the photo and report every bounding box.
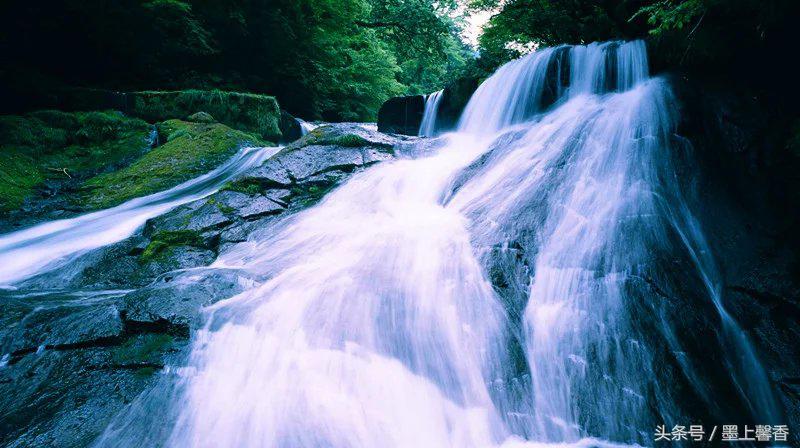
[297,118,317,136]
[419,89,444,137]
[94,40,781,447]
[0,146,279,287]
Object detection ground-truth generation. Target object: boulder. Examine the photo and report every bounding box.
[279,109,303,142]
[377,95,425,135]
[186,111,215,123]
[128,90,282,142]
[436,76,481,131]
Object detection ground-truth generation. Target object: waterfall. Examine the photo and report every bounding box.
[419,89,444,137]
[96,40,781,447]
[297,118,317,136]
[0,146,279,287]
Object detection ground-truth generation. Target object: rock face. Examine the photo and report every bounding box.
[671,78,800,433]
[0,123,403,447]
[278,109,303,142]
[436,75,481,131]
[376,76,481,136]
[128,90,282,142]
[377,94,425,135]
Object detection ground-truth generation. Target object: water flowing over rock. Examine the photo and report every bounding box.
[418,90,444,137]
[2,40,798,447]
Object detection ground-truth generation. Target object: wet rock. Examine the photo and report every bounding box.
[0,345,168,448]
[121,269,257,331]
[377,95,425,135]
[145,200,232,234]
[0,291,126,356]
[0,290,187,448]
[436,75,481,132]
[213,191,284,220]
[279,109,302,142]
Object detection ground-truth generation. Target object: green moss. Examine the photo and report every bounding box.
[140,229,205,262]
[111,333,174,365]
[130,90,281,141]
[207,197,235,215]
[0,149,44,210]
[290,182,337,207]
[82,120,264,209]
[221,178,263,195]
[0,111,152,211]
[293,127,370,148]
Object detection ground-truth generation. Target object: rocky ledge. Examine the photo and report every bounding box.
[0,123,411,447]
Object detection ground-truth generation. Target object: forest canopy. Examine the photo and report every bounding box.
[2,0,798,120]
[469,0,798,94]
[0,0,472,121]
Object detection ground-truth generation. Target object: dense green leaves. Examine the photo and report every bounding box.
[467,0,799,93]
[0,0,470,121]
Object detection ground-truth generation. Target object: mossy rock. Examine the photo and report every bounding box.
[0,110,152,211]
[140,229,207,263]
[221,178,265,196]
[295,128,371,148]
[187,111,216,123]
[130,90,281,141]
[81,120,265,210]
[110,333,176,366]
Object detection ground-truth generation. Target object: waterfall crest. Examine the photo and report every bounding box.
[419,89,444,137]
[297,118,317,136]
[96,40,782,448]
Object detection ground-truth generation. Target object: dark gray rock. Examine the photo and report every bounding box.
[0,290,126,356]
[279,109,303,142]
[145,200,232,235]
[436,76,481,132]
[213,190,285,220]
[121,269,256,331]
[278,145,365,180]
[377,95,425,135]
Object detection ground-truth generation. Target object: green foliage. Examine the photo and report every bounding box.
[1,0,473,120]
[633,0,707,36]
[468,0,799,95]
[140,229,206,262]
[0,111,152,211]
[81,120,263,209]
[362,0,472,94]
[472,0,636,64]
[130,90,281,141]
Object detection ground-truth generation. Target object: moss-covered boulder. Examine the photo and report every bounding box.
[80,119,265,209]
[0,110,153,212]
[186,111,216,123]
[129,90,282,142]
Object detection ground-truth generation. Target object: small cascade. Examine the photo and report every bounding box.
[0,146,279,287]
[418,89,444,137]
[297,118,317,136]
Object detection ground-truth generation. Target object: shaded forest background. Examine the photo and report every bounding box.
[0,0,471,121]
[1,0,799,120]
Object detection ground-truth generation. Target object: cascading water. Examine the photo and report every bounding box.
[419,89,444,137]
[96,40,782,447]
[0,146,279,287]
[297,118,317,136]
